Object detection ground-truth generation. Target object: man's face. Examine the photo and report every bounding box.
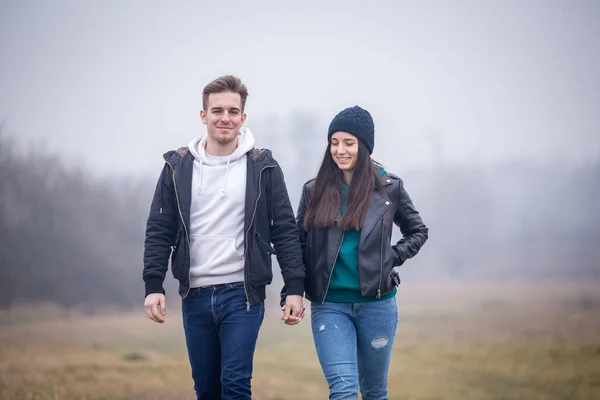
[200,91,246,146]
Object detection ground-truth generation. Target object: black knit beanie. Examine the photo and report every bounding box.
[327,105,375,154]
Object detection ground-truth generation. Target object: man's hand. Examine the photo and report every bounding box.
[281,295,305,326]
[144,293,166,323]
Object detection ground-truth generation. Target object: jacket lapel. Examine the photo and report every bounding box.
[327,225,344,270]
[359,190,391,246]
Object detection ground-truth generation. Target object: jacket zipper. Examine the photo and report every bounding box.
[243,164,276,311]
[365,200,391,298]
[377,226,384,298]
[360,205,390,298]
[322,231,344,304]
[166,160,192,299]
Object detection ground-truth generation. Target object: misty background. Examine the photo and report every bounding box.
[0,0,599,311]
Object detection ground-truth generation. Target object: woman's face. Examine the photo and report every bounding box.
[330,131,359,173]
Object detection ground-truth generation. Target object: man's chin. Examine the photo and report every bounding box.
[208,130,238,146]
[214,135,237,146]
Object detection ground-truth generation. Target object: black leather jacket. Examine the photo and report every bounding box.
[297,172,428,303]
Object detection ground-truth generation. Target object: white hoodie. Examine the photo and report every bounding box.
[187,127,256,288]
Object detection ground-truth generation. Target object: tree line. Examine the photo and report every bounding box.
[1,123,598,311]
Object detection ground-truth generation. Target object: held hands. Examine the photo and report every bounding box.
[144,293,166,323]
[146,292,304,325]
[281,294,305,326]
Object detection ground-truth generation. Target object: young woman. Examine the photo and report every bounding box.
[297,106,428,399]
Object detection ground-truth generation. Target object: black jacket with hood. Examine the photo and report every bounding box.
[143,145,305,308]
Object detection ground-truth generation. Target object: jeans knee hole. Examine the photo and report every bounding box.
[371,337,389,349]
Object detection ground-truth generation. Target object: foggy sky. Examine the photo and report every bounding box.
[1,0,599,177]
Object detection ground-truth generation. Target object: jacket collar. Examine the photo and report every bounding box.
[380,172,394,187]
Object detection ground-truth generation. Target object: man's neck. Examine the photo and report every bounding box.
[205,137,238,156]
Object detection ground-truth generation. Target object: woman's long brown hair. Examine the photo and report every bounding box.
[304,140,385,231]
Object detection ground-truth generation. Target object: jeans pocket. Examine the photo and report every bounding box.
[184,287,204,299]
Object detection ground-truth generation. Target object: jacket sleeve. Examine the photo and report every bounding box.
[143,163,178,297]
[295,183,310,265]
[392,178,429,266]
[269,162,305,296]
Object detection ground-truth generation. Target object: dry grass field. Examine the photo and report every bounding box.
[1,282,599,399]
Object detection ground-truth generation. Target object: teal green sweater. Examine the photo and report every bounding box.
[325,167,397,303]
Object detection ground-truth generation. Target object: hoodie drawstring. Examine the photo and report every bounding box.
[197,160,204,194]
[221,156,232,198]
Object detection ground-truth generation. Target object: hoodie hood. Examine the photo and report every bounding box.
[187,127,255,198]
[188,127,256,165]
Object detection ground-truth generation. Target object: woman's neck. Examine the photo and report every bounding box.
[343,171,353,185]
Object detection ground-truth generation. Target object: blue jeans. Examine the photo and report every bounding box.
[182,282,264,400]
[311,297,398,400]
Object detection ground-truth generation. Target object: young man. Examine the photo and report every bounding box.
[143,75,305,399]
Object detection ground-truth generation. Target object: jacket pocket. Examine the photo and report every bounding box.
[384,244,400,288]
[390,268,401,287]
[170,228,183,276]
[251,234,274,285]
[255,233,277,255]
[173,228,182,250]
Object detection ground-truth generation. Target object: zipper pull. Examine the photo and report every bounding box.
[377,289,381,298]
[246,302,250,312]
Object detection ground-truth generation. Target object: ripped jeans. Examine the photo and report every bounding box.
[310,297,398,400]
